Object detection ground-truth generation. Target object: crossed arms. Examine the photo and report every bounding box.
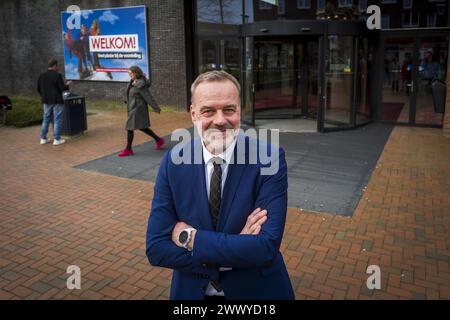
[146,149,287,273]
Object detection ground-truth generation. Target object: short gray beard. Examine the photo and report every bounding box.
[196,123,239,155]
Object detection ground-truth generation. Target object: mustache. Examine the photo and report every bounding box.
[204,124,236,133]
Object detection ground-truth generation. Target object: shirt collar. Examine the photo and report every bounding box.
[202,137,237,166]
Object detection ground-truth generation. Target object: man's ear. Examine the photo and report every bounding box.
[190,105,196,122]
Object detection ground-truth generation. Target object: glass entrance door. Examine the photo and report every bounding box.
[415,36,447,126]
[254,40,296,117]
[381,36,414,124]
[253,37,319,119]
[382,34,448,126]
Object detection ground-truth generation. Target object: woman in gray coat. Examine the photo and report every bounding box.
[119,66,165,157]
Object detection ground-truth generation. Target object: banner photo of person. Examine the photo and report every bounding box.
[60,6,149,82]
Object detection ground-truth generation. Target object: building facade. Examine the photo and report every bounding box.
[0,0,449,134]
[0,0,189,109]
[191,0,450,132]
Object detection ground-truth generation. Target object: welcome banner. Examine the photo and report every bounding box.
[60,6,149,82]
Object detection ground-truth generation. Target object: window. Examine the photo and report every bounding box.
[338,0,352,7]
[382,15,390,28]
[403,0,412,9]
[317,0,325,12]
[359,0,367,12]
[199,39,217,74]
[197,0,243,24]
[278,0,285,15]
[297,0,311,9]
[403,11,419,27]
[427,13,437,27]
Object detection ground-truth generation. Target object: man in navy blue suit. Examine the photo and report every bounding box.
[146,70,294,300]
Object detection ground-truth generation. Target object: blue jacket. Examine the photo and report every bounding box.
[146,135,294,300]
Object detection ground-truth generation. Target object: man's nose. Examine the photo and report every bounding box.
[213,110,227,126]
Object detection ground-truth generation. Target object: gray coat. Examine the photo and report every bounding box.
[126,78,161,130]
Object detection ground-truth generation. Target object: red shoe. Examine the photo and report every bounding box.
[118,148,134,157]
[156,137,165,150]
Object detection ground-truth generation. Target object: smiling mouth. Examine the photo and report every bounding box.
[208,128,232,136]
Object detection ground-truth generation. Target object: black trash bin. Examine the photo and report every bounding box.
[61,96,87,135]
[431,79,446,114]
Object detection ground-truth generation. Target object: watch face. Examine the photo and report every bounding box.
[179,230,189,244]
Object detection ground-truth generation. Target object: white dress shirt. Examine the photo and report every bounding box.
[201,137,237,297]
[203,138,237,199]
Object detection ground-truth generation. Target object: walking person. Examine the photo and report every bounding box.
[119,66,165,157]
[37,59,71,145]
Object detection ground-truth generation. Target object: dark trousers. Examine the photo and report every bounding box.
[127,128,160,150]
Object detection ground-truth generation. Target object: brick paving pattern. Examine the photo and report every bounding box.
[0,109,449,299]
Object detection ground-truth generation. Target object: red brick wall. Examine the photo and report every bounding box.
[444,40,450,137]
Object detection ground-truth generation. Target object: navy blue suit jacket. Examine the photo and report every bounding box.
[146,135,294,300]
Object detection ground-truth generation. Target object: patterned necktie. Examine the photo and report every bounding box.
[209,157,222,229]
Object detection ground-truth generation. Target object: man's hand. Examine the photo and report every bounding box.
[172,221,196,250]
[172,208,267,251]
[66,80,72,86]
[240,208,267,235]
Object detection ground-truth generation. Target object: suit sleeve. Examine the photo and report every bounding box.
[191,148,288,269]
[146,151,218,278]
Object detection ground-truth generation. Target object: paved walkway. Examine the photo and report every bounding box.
[0,109,449,299]
[76,123,394,216]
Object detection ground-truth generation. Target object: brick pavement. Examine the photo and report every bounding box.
[0,109,449,299]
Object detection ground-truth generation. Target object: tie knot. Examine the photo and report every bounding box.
[212,157,224,166]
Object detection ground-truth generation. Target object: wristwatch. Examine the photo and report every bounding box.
[178,228,195,251]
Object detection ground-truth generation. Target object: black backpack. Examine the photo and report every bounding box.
[0,96,12,110]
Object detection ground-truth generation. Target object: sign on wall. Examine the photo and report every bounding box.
[60,6,149,82]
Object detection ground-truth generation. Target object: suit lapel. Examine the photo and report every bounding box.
[217,135,247,231]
